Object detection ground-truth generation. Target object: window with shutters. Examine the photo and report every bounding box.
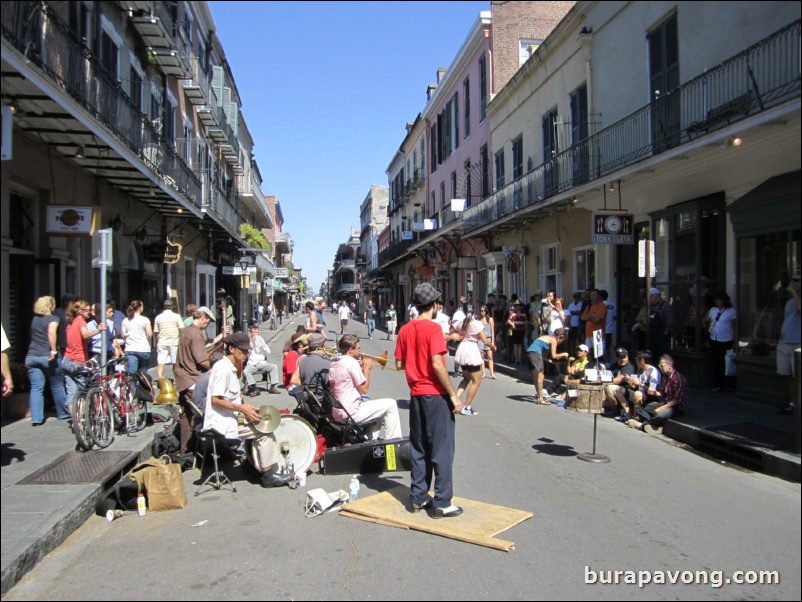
[494,149,505,191]
[479,54,488,122]
[512,136,523,180]
[463,77,471,139]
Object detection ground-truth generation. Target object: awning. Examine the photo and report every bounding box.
[728,170,801,237]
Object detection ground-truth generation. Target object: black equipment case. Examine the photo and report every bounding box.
[320,437,412,475]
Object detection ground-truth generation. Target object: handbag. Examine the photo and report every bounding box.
[130,456,187,512]
[725,349,737,377]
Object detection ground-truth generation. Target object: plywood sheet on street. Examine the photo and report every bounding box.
[339,485,532,551]
[17,450,139,485]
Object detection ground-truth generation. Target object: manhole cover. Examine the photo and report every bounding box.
[18,450,139,485]
[708,422,794,452]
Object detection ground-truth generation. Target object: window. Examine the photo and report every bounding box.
[575,247,596,291]
[542,108,558,194]
[183,117,193,167]
[519,39,542,66]
[481,145,489,199]
[129,54,144,112]
[541,243,562,294]
[439,182,445,216]
[479,55,488,122]
[443,101,451,158]
[412,151,418,181]
[99,17,121,79]
[430,124,437,174]
[648,13,680,151]
[512,136,523,180]
[464,159,473,206]
[453,92,459,149]
[164,92,177,143]
[494,149,505,191]
[182,3,193,40]
[420,138,425,177]
[463,78,471,138]
[570,85,589,184]
[451,171,457,200]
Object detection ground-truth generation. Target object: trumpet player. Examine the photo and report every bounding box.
[329,334,402,440]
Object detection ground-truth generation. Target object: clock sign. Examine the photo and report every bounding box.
[592,213,634,245]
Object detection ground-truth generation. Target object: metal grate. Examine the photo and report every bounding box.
[17,451,140,485]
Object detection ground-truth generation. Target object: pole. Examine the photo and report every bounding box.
[645,239,652,354]
[98,229,111,372]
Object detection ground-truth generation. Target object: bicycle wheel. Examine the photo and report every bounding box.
[86,386,115,448]
[71,390,94,451]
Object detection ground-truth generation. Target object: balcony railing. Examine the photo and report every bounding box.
[464,19,801,230]
[1,1,202,210]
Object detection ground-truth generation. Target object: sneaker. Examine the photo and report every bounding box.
[460,407,472,416]
[643,424,663,435]
[626,418,644,430]
[616,414,633,423]
[468,407,479,415]
[430,504,463,519]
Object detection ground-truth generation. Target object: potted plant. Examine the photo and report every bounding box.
[3,361,31,420]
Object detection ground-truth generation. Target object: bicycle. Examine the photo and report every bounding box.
[268,312,277,330]
[84,358,147,448]
[70,359,102,451]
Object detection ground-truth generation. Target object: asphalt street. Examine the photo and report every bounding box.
[4,315,801,601]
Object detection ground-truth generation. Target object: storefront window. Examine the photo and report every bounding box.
[650,194,725,352]
[737,230,800,356]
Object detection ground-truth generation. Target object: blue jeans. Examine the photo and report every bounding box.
[367,319,375,338]
[636,400,682,428]
[60,357,85,409]
[409,394,456,509]
[25,355,69,423]
[126,351,151,374]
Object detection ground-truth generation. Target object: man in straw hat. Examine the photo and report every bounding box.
[204,332,293,488]
[395,283,464,519]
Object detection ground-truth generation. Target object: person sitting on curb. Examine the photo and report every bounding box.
[628,354,688,434]
[615,350,661,424]
[545,344,590,403]
[526,328,569,404]
[242,324,281,396]
[603,347,637,416]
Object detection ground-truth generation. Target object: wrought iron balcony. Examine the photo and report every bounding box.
[1,1,202,211]
[464,19,801,231]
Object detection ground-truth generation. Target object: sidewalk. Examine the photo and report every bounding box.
[487,355,801,482]
[0,315,299,596]
[1,315,799,595]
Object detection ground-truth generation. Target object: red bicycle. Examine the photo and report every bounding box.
[84,359,148,448]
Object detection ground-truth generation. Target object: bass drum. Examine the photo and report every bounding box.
[272,415,318,474]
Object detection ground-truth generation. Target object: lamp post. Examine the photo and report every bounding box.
[236,255,253,328]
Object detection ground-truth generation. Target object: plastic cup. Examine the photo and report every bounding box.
[295,471,306,487]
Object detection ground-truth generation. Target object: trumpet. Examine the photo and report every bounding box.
[359,351,389,369]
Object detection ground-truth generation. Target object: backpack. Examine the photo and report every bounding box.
[152,421,180,457]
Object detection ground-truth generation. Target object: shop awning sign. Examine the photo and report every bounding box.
[592,213,634,244]
[143,240,183,264]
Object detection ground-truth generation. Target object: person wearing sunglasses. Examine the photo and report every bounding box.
[632,354,688,434]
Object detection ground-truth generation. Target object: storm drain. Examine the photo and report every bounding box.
[17,450,139,485]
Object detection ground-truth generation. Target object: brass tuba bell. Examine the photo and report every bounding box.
[154,377,178,405]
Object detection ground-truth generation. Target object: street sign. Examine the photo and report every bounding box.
[222,266,257,275]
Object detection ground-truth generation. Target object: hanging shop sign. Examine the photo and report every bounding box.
[46,205,93,235]
[222,266,257,275]
[592,213,635,244]
[143,240,183,264]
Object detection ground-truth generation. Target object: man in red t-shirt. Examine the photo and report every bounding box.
[395,283,463,519]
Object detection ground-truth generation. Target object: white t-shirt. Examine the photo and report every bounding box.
[338,305,351,320]
[567,300,583,328]
[204,357,241,438]
[708,306,737,342]
[548,309,564,335]
[122,314,152,353]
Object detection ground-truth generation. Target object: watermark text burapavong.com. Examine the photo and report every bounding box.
[585,566,780,589]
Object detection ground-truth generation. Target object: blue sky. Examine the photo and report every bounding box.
[209,1,488,292]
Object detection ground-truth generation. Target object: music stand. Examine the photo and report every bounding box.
[577,414,610,464]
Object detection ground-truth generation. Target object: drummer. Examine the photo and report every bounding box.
[204,332,293,488]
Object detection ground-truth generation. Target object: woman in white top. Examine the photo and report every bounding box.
[454,307,496,416]
[121,300,153,374]
[546,292,567,335]
[705,291,737,392]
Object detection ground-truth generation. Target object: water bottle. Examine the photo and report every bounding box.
[348,476,360,501]
[137,493,147,517]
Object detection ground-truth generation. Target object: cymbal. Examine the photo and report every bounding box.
[252,405,281,434]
